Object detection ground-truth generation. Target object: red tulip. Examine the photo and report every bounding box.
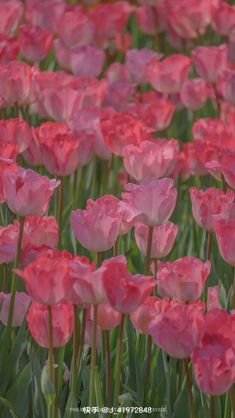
[0,34,19,65]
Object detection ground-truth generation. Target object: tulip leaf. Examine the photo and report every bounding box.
[5,363,32,418]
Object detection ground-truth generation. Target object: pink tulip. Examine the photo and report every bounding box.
[19,24,53,62]
[27,301,73,348]
[0,292,31,327]
[192,308,235,395]
[126,49,160,85]
[55,9,94,48]
[25,0,65,31]
[135,6,158,36]
[206,153,235,189]
[123,139,179,181]
[15,249,70,305]
[134,221,178,259]
[96,302,122,330]
[0,221,19,264]
[149,299,205,358]
[0,0,23,35]
[189,187,234,232]
[121,178,177,226]
[165,0,212,39]
[0,118,32,153]
[42,88,83,123]
[71,46,105,78]
[23,216,58,249]
[130,296,162,335]
[207,286,221,311]
[102,256,155,314]
[192,45,228,83]
[0,34,19,65]
[192,117,234,147]
[0,61,32,106]
[147,54,191,94]
[157,256,211,302]
[214,202,235,266]
[2,165,59,217]
[180,78,209,110]
[217,69,235,107]
[104,62,133,111]
[70,195,121,252]
[212,1,235,36]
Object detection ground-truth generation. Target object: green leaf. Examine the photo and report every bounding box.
[5,363,32,418]
[40,365,55,406]
[0,397,20,418]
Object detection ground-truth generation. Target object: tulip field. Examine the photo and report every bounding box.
[3,0,235,418]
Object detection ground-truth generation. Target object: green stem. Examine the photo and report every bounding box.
[77,309,87,372]
[113,238,119,257]
[2,263,8,292]
[7,216,25,330]
[97,252,103,267]
[204,231,212,307]
[210,396,216,418]
[184,359,195,418]
[57,178,64,248]
[144,226,154,274]
[144,335,152,404]
[114,314,125,406]
[104,330,111,407]
[48,305,56,418]
[71,305,79,394]
[230,386,235,418]
[89,305,98,407]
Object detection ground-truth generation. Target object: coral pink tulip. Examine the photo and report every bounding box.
[96,302,122,330]
[15,249,70,305]
[192,308,235,395]
[27,301,73,348]
[126,48,160,85]
[2,165,59,217]
[63,255,94,306]
[212,1,235,36]
[149,299,205,358]
[147,54,191,94]
[121,178,177,226]
[157,256,211,302]
[189,187,235,232]
[71,263,106,306]
[55,9,94,48]
[134,221,178,259]
[130,296,162,335]
[23,216,58,249]
[101,110,152,156]
[102,256,155,313]
[123,139,179,181]
[42,88,83,123]
[0,292,31,327]
[0,118,32,153]
[135,6,158,36]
